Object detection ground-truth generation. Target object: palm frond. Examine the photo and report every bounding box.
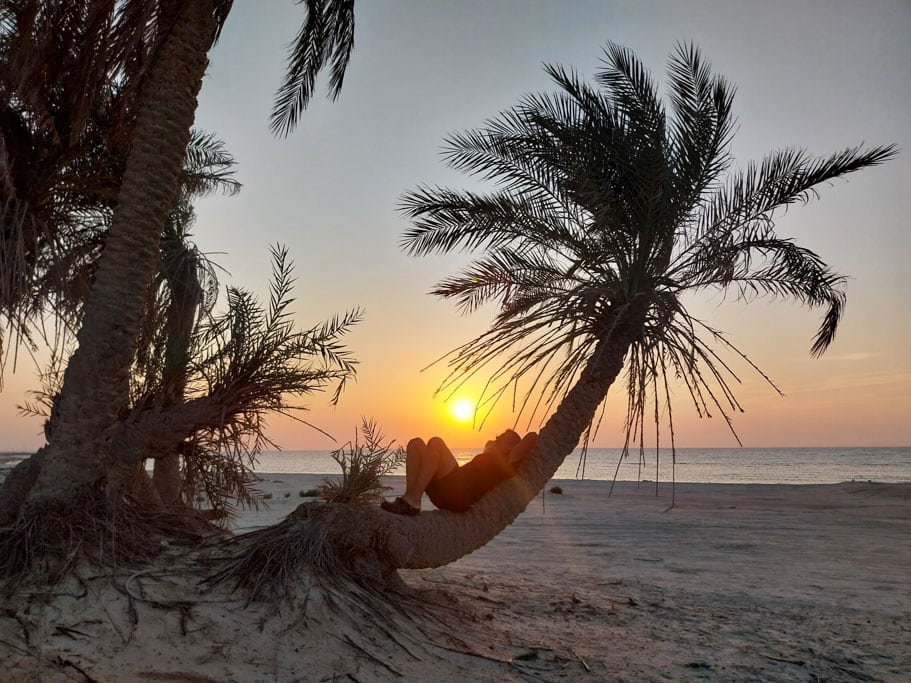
[270,0,356,137]
[400,186,573,257]
[318,418,404,505]
[688,144,897,251]
[181,129,241,197]
[597,42,665,144]
[680,237,846,355]
[665,41,736,218]
[190,246,361,414]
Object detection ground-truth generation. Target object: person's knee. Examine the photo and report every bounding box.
[426,437,451,465]
[426,436,447,451]
[407,437,426,453]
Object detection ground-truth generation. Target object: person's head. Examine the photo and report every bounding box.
[484,429,521,455]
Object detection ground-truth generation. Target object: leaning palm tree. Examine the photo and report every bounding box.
[4,126,241,512]
[4,0,357,514]
[370,42,895,570]
[213,43,894,591]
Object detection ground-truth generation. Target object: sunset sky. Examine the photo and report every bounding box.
[1,0,909,452]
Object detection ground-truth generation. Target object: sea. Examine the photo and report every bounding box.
[2,446,909,485]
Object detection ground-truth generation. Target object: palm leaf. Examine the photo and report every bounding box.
[270,0,356,137]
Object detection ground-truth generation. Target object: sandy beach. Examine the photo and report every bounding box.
[237,474,911,681]
[2,474,909,681]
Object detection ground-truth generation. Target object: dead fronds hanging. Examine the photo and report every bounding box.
[207,499,400,600]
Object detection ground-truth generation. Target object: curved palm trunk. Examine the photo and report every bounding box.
[227,329,637,593]
[26,0,216,506]
[379,317,642,569]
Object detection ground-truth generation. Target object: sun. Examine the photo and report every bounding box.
[450,399,475,423]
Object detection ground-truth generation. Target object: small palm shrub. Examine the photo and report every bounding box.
[318,419,405,504]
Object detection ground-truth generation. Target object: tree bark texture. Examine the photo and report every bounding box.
[153,454,183,505]
[27,0,216,505]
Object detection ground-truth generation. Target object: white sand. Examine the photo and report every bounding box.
[2,474,909,681]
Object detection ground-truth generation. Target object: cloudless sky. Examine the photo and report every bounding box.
[1,0,909,451]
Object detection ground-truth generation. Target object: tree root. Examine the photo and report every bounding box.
[206,500,403,600]
[0,451,43,527]
[0,486,219,587]
[1,541,589,682]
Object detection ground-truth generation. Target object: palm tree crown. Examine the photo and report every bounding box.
[401,42,896,447]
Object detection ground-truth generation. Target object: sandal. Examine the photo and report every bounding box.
[381,496,420,516]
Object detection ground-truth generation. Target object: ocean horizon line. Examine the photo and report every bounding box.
[3,445,910,486]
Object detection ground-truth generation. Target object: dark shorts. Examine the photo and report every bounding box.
[426,450,516,512]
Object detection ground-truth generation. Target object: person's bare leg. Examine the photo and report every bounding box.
[426,435,458,480]
[400,436,457,508]
[401,437,427,505]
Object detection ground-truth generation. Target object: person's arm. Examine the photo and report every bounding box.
[507,432,538,465]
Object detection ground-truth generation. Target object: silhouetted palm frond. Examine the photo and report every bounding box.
[181,129,242,198]
[270,0,356,137]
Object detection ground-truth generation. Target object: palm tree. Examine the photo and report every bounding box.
[135,131,238,505]
[0,0,144,351]
[7,129,237,510]
[367,42,895,570]
[210,43,896,593]
[18,0,218,502]
[0,0,357,513]
[126,244,362,517]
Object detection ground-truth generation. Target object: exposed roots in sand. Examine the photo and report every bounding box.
[0,498,576,680]
[0,548,531,683]
[0,486,222,588]
[205,500,403,599]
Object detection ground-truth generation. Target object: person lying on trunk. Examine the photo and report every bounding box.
[381,429,538,515]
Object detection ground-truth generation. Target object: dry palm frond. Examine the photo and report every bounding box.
[208,421,406,600]
[207,498,400,601]
[207,502,342,599]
